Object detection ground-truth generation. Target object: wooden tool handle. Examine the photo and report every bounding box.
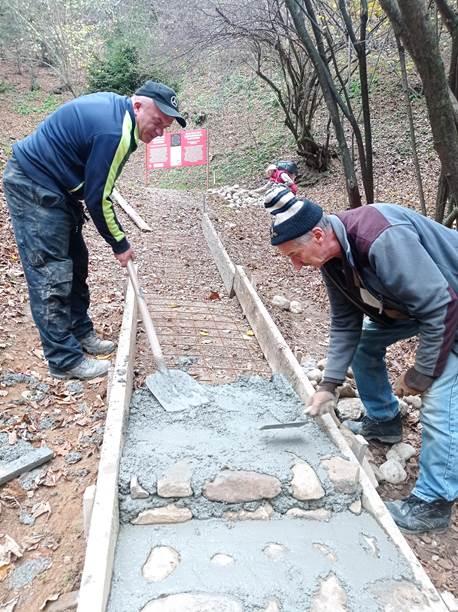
[126,260,167,373]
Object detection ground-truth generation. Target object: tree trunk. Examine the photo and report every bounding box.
[286,0,362,207]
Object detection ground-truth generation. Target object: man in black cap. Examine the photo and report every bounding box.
[3,80,186,380]
[264,185,458,534]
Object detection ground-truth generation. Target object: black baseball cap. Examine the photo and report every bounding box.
[135,80,187,127]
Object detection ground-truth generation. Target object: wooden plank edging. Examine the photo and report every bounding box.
[201,213,235,295]
[112,188,153,232]
[77,279,137,612]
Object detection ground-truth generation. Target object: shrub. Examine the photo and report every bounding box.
[87,36,144,95]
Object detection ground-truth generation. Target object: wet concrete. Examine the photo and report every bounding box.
[108,514,416,612]
[118,375,355,522]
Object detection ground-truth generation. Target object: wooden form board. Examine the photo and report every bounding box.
[77,279,137,612]
[112,189,153,232]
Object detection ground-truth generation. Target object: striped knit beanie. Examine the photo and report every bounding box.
[264,185,323,246]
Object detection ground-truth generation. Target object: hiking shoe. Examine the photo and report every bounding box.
[342,413,402,444]
[385,494,453,534]
[80,331,115,356]
[49,357,110,380]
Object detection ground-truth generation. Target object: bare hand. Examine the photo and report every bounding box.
[394,372,421,397]
[304,390,337,417]
[115,247,135,268]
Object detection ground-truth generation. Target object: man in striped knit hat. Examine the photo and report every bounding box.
[264,184,458,534]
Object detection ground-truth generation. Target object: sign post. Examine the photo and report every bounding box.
[145,129,209,210]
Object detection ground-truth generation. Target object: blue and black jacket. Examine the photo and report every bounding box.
[13,92,138,253]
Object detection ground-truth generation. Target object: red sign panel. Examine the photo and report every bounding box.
[146,129,208,170]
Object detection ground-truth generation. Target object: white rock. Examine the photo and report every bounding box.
[132,504,192,525]
[306,368,323,383]
[404,395,422,409]
[317,358,327,370]
[349,499,362,515]
[263,543,288,560]
[321,457,359,494]
[335,398,364,421]
[272,295,290,310]
[142,546,180,582]
[379,459,407,484]
[130,475,149,499]
[157,461,193,498]
[204,470,281,503]
[262,598,282,612]
[398,399,409,417]
[286,508,331,521]
[141,593,243,612]
[291,462,325,501]
[310,573,347,612]
[289,300,303,314]
[224,502,273,521]
[210,553,235,567]
[391,442,416,463]
[313,542,337,562]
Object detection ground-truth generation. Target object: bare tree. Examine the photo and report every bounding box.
[380,0,458,226]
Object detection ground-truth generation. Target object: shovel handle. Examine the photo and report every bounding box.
[126,260,167,373]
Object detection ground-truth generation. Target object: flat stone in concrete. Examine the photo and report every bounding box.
[132,505,192,525]
[157,461,193,498]
[321,457,359,494]
[290,462,325,501]
[203,470,281,503]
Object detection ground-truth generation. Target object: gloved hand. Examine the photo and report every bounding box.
[394,368,433,397]
[304,390,337,417]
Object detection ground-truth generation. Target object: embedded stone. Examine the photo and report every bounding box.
[321,457,359,494]
[313,543,337,562]
[272,295,290,310]
[310,573,348,611]
[263,543,288,560]
[132,504,192,525]
[335,398,364,421]
[263,598,282,612]
[398,399,409,417]
[210,553,234,567]
[379,459,407,484]
[203,470,281,503]
[359,533,379,558]
[317,358,327,370]
[289,300,303,314]
[224,502,273,521]
[291,462,325,501]
[141,593,243,611]
[142,546,180,582]
[130,475,149,499]
[349,499,362,515]
[157,461,193,498]
[286,508,331,521]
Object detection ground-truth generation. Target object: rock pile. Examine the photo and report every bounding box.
[208,185,264,209]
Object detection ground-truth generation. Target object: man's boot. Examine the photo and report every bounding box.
[80,331,115,356]
[342,413,402,444]
[386,494,454,534]
[49,356,110,380]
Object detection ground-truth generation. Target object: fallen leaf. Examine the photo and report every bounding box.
[207,291,221,301]
[39,592,60,610]
[245,329,255,336]
[199,329,209,336]
[0,596,19,611]
[0,535,23,567]
[31,501,51,520]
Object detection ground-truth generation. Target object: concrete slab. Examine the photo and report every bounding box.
[0,445,53,486]
[108,515,425,612]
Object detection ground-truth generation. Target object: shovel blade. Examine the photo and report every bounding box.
[146,369,208,412]
[260,421,307,431]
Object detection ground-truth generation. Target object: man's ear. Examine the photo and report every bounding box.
[311,227,324,241]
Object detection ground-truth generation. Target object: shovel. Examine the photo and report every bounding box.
[127,261,208,412]
[260,421,307,431]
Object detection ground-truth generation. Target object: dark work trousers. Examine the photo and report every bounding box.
[3,157,94,372]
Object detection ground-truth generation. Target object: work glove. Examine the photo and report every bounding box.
[304,390,337,417]
[394,367,434,397]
